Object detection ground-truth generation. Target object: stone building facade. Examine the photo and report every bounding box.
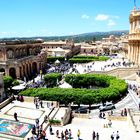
[128,9,140,65]
[80,42,98,55]
[43,40,80,58]
[0,40,47,80]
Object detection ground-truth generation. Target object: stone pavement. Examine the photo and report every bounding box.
[46,117,140,140]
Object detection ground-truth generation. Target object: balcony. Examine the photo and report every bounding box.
[129,34,140,40]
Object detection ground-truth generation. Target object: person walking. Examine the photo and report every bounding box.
[49,125,53,135]
[96,132,99,140]
[56,130,59,138]
[68,129,72,140]
[61,131,64,140]
[40,100,43,108]
[108,120,112,127]
[14,112,18,121]
[116,131,120,140]
[111,132,115,140]
[77,129,80,140]
[92,131,96,140]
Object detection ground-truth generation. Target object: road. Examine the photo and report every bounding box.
[90,92,138,117]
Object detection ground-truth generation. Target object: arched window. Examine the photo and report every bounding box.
[7,49,14,59]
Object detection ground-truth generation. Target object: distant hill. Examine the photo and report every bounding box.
[0,30,129,43]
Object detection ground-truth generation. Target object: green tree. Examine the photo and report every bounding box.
[3,76,14,97]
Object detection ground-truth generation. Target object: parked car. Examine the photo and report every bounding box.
[99,102,115,111]
[75,106,89,114]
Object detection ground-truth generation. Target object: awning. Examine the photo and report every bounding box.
[12,85,26,90]
[59,82,72,88]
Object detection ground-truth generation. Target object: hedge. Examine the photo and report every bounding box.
[20,74,127,105]
[69,55,109,63]
[44,73,62,87]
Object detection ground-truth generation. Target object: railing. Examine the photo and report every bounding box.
[129,34,140,40]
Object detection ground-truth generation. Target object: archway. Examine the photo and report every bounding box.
[0,68,5,75]
[9,67,16,79]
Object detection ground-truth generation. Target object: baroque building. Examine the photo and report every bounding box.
[128,8,140,65]
[42,40,80,58]
[0,40,47,80]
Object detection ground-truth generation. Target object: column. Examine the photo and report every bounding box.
[24,64,28,78]
[134,45,136,63]
[137,46,139,64]
[5,67,9,76]
[128,45,131,60]
[139,45,140,65]
[16,67,20,79]
[131,45,134,62]
[20,66,23,78]
[37,62,40,74]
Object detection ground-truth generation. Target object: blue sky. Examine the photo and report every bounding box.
[0,0,138,37]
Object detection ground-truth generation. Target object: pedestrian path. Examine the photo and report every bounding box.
[46,117,140,140]
[73,58,133,74]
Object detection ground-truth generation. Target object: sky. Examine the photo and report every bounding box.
[0,0,139,38]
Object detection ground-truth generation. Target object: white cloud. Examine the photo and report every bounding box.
[108,20,116,26]
[111,15,120,19]
[95,14,109,21]
[81,14,90,19]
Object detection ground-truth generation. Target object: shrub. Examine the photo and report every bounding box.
[49,119,61,124]
[44,73,62,87]
[20,74,127,105]
[69,55,109,63]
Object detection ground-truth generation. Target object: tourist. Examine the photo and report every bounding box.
[44,115,48,123]
[77,129,80,140]
[56,130,59,138]
[68,129,72,139]
[116,131,120,140]
[111,132,115,140]
[108,120,112,127]
[31,125,36,135]
[65,129,68,139]
[111,110,113,115]
[92,131,96,140]
[124,108,127,116]
[61,131,65,140]
[41,130,46,139]
[35,100,39,109]
[40,100,43,108]
[96,132,99,140]
[121,110,124,116]
[102,112,105,119]
[49,125,53,135]
[14,112,18,121]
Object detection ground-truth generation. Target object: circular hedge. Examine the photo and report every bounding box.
[20,74,127,105]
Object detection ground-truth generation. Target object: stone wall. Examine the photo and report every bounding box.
[61,107,72,126]
[89,67,139,80]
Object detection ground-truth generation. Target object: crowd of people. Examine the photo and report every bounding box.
[28,119,48,140]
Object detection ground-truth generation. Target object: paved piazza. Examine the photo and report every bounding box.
[47,117,140,140]
[0,101,53,139]
[5,106,44,120]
